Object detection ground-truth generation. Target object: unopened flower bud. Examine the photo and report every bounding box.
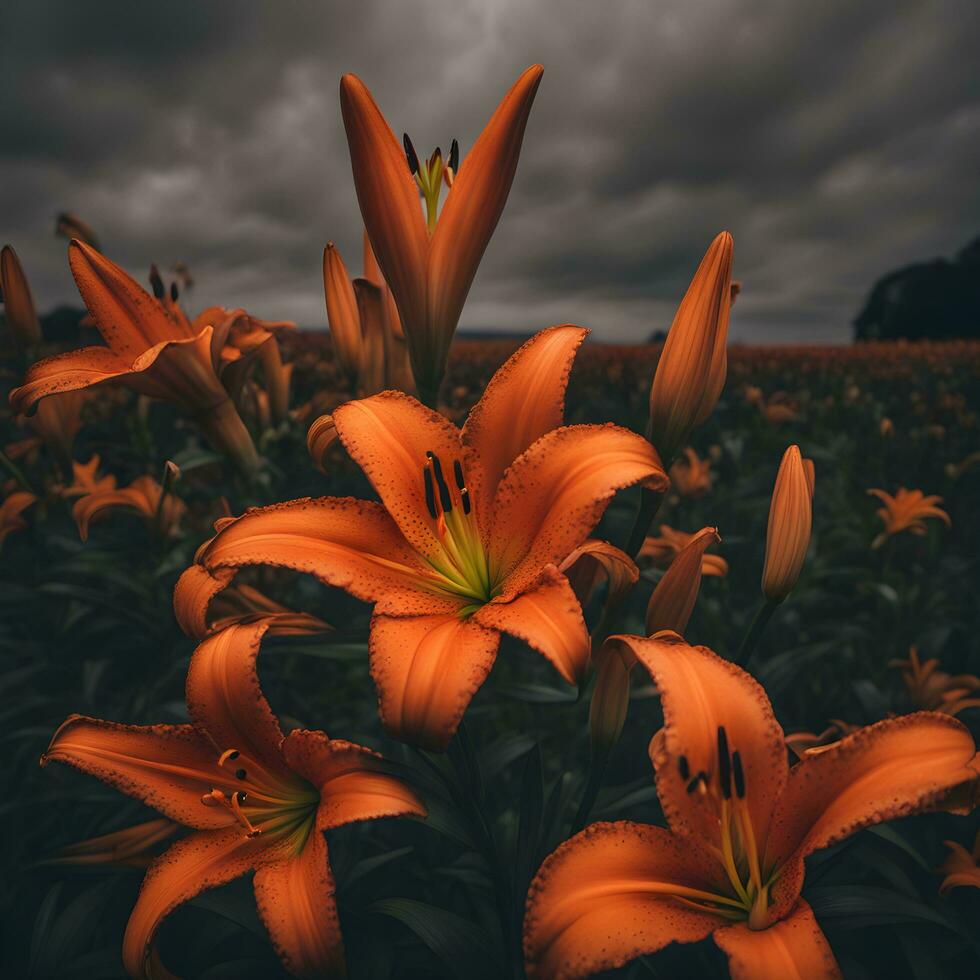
[762,445,814,602]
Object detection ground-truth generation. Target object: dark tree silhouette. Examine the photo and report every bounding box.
[854,237,980,340]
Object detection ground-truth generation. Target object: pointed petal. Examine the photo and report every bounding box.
[523,821,722,980]
[560,538,639,608]
[44,818,179,870]
[714,900,840,980]
[332,390,466,555]
[427,65,544,368]
[1,245,42,347]
[490,424,668,594]
[253,828,346,980]
[645,527,719,636]
[122,827,273,978]
[354,277,387,396]
[185,621,287,774]
[72,485,154,540]
[173,564,238,639]
[475,566,589,686]
[69,239,191,355]
[198,496,427,605]
[339,74,428,352]
[766,713,979,871]
[610,634,787,849]
[41,715,231,829]
[323,242,362,379]
[461,325,587,523]
[9,345,132,416]
[369,612,500,751]
[762,446,814,602]
[282,730,426,829]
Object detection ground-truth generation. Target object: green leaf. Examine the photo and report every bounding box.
[807,885,953,930]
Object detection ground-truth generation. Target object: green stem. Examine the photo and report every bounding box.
[624,487,666,559]
[734,598,780,668]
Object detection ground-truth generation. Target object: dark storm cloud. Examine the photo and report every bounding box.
[2,0,978,342]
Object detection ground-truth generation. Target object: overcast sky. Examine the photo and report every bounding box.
[2,0,978,342]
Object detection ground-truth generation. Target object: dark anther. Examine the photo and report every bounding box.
[678,754,690,781]
[169,281,179,302]
[235,768,247,780]
[717,727,732,799]
[403,133,420,175]
[449,138,459,173]
[732,751,746,799]
[460,487,472,515]
[236,791,247,803]
[686,771,707,794]
[428,453,453,512]
[453,459,465,489]
[423,466,437,519]
[149,264,165,300]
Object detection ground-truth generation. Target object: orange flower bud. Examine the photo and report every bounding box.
[588,642,634,754]
[762,445,814,602]
[322,242,362,381]
[645,527,720,635]
[1,245,42,349]
[648,232,733,462]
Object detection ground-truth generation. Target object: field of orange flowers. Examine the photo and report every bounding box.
[2,64,980,980]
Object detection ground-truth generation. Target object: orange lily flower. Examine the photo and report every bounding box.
[73,472,185,542]
[669,447,713,499]
[648,232,733,463]
[0,489,37,547]
[524,633,980,980]
[60,454,117,498]
[9,242,259,472]
[340,65,544,403]
[174,564,332,640]
[42,620,426,978]
[939,830,980,894]
[868,487,951,548]
[1,244,42,349]
[889,646,980,717]
[762,445,814,602]
[639,524,728,577]
[10,389,88,474]
[178,326,668,749]
[42,818,179,870]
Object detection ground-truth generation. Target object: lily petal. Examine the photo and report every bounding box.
[339,74,429,352]
[9,345,132,416]
[368,612,500,751]
[475,566,589,686]
[427,65,544,376]
[610,634,787,850]
[41,715,230,829]
[560,538,639,608]
[491,423,668,594]
[69,239,193,355]
[322,242,363,380]
[766,712,979,872]
[714,900,841,980]
[462,324,587,524]
[253,826,346,980]
[173,564,238,639]
[523,821,722,980]
[198,496,426,605]
[332,390,467,556]
[122,827,275,979]
[282,730,426,829]
[185,621,286,774]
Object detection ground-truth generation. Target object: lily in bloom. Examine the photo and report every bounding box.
[524,633,979,980]
[669,447,713,499]
[868,486,951,548]
[73,471,185,542]
[42,620,426,978]
[179,326,668,749]
[340,65,543,404]
[9,242,260,472]
[639,524,728,577]
[59,454,117,498]
[889,646,980,718]
[939,830,980,894]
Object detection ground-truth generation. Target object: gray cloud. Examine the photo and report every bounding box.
[2,0,978,342]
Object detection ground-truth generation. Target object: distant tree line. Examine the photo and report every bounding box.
[854,236,980,340]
